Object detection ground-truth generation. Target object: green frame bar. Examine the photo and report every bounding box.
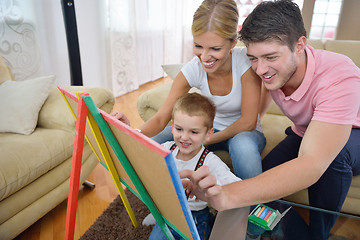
[82,95,175,240]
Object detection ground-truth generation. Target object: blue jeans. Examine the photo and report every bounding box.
[151,126,174,143]
[148,207,215,240]
[262,127,360,240]
[151,126,266,180]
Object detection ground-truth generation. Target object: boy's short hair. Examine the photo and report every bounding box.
[239,0,307,52]
[172,93,216,130]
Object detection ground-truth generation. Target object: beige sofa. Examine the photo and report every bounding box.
[137,39,360,216]
[0,57,115,240]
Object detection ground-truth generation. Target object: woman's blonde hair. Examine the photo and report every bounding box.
[192,0,239,40]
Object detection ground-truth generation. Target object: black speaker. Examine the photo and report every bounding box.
[61,0,83,86]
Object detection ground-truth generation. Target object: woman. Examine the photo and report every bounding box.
[116,0,265,180]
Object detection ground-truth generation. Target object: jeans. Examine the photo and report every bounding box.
[151,126,174,143]
[152,126,266,180]
[262,127,360,240]
[148,207,215,240]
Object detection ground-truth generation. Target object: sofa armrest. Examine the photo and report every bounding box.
[38,86,115,130]
[137,82,172,122]
[136,82,201,122]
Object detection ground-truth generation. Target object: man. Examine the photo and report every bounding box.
[180,1,360,239]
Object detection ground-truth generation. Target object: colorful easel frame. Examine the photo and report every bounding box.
[58,87,199,240]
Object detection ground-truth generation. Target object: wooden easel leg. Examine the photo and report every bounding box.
[64,94,88,240]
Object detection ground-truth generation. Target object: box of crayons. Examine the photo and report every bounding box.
[248,204,291,230]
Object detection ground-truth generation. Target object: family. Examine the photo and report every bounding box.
[112,0,360,239]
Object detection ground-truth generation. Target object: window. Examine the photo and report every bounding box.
[236,0,262,29]
[236,0,304,29]
[236,0,343,41]
[309,0,343,40]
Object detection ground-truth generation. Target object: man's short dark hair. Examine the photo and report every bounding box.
[239,0,307,51]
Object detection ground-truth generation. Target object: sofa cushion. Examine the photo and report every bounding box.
[0,141,96,226]
[307,39,325,50]
[260,113,293,158]
[0,76,55,135]
[0,127,74,201]
[325,40,360,68]
[38,86,115,130]
[266,101,285,116]
[161,64,184,79]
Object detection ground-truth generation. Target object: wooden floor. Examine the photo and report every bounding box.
[14,76,360,240]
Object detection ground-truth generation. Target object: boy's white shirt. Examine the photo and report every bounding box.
[163,141,241,211]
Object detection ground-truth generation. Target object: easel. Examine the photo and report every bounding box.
[59,87,199,240]
[62,92,139,240]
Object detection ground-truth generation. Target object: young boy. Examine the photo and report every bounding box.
[148,93,241,240]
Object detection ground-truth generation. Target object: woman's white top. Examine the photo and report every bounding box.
[182,47,262,132]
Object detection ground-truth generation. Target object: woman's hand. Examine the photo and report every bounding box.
[180,166,227,211]
[111,111,131,126]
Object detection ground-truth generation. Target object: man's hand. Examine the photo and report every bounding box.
[111,111,131,126]
[180,166,227,211]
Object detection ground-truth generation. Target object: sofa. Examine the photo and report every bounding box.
[136,39,360,216]
[0,56,115,240]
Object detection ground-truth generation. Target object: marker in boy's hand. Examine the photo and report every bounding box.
[182,183,202,202]
[180,170,195,199]
[180,167,217,202]
[180,167,225,209]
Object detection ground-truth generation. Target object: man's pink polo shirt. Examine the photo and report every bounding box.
[270,45,360,137]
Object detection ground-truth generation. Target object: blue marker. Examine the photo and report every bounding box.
[259,207,269,219]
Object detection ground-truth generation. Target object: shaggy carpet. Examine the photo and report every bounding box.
[80,189,152,240]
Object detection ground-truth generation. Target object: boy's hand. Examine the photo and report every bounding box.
[111,111,131,126]
[180,166,226,211]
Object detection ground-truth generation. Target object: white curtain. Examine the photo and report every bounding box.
[0,0,43,81]
[106,0,202,97]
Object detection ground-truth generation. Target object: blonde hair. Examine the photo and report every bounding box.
[192,0,239,40]
[172,93,216,130]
